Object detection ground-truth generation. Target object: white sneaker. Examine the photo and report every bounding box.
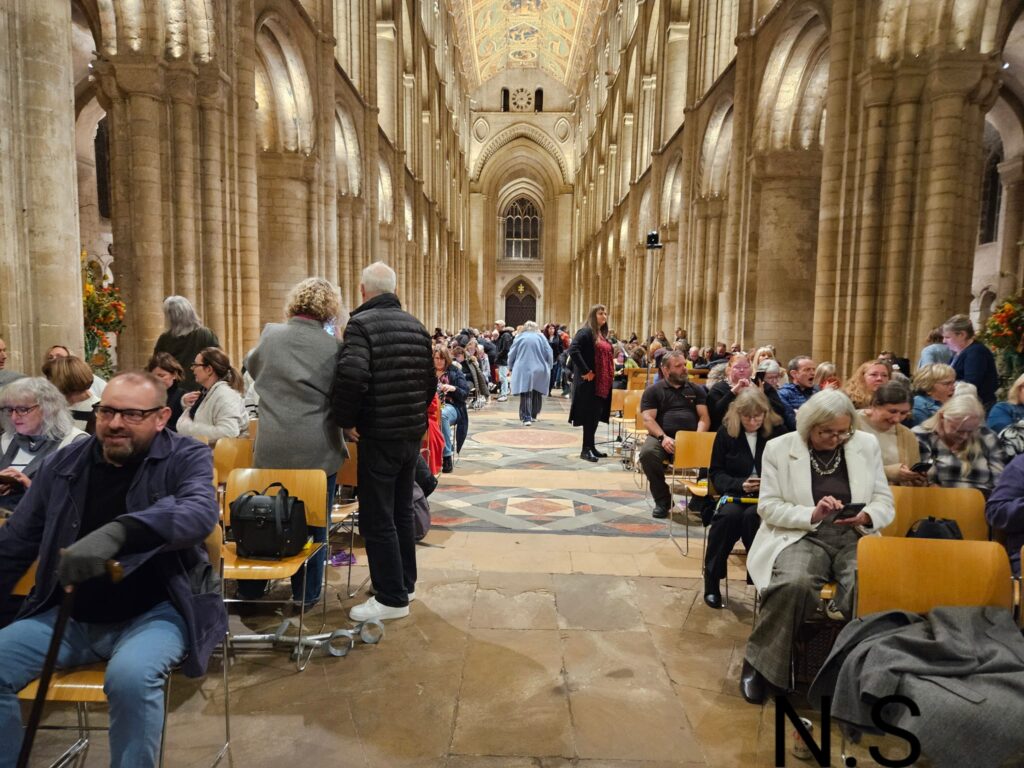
[349,596,410,622]
[368,586,416,601]
[523,420,532,427]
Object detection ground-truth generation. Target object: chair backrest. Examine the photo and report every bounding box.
[886,486,988,540]
[672,430,716,470]
[338,443,358,488]
[856,536,1013,616]
[213,437,253,483]
[224,468,328,528]
[247,419,259,441]
[623,390,643,420]
[610,388,626,414]
[627,368,653,389]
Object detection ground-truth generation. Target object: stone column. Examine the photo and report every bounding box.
[337,195,354,302]
[0,0,83,364]
[691,200,708,341]
[998,156,1024,298]
[704,200,724,341]
[198,66,226,341]
[234,0,261,354]
[167,63,199,300]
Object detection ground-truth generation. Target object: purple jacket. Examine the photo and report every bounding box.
[0,429,226,677]
[986,452,1024,577]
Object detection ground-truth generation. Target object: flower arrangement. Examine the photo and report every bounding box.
[81,254,125,377]
[981,294,1024,393]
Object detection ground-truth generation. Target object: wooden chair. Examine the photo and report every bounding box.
[885,486,989,541]
[332,446,365,598]
[212,437,254,515]
[222,468,328,670]
[856,536,1013,616]
[247,418,259,441]
[610,390,642,449]
[626,367,654,390]
[667,430,716,555]
[15,528,230,766]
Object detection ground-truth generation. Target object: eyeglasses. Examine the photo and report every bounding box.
[1,405,39,416]
[93,405,164,424]
[189,362,208,369]
[814,427,853,441]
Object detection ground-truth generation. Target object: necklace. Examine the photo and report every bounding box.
[809,447,843,476]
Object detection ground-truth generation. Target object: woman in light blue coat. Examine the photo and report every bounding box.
[508,321,553,426]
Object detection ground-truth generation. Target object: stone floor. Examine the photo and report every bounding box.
[25,396,939,767]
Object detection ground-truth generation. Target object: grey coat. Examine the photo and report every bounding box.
[809,606,1024,768]
[245,317,347,475]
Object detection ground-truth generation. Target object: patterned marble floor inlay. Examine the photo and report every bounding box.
[431,396,702,538]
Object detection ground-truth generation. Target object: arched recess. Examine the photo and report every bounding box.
[873,0,1002,62]
[334,107,362,196]
[255,14,315,153]
[746,3,829,359]
[500,276,540,327]
[377,157,394,223]
[699,99,734,196]
[472,124,571,184]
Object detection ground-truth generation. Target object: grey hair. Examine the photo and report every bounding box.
[942,313,975,339]
[796,389,858,442]
[659,350,687,370]
[361,261,397,297]
[163,295,202,337]
[757,359,782,374]
[707,362,728,384]
[522,321,540,333]
[0,377,75,439]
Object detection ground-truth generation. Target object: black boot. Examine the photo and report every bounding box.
[580,448,598,463]
[590,447,608,458]
[442,455,454,473]
[739,660,767,705]
[703,578,723,609]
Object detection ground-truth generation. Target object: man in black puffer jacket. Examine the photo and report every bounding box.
[332,261,434,623]
[494,327,515,401]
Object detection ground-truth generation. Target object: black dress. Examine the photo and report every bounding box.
[567,327,612,427]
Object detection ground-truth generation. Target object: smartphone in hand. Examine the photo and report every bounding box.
[910,461,932,474]
[834,502,865,520]
[0,474,23,487]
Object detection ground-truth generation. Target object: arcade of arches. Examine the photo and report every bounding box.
[4,1,1024,374]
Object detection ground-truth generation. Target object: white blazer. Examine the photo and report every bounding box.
[747,431,894,591]
[176,379,249,442]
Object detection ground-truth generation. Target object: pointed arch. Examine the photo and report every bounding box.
[472,124,571,184]
[700,98,734,196]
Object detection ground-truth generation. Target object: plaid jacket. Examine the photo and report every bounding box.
[912,425,1008,495]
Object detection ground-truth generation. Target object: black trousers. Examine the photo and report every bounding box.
[704,502,760,581]
[356,437,420,608]
[519,391,543,422]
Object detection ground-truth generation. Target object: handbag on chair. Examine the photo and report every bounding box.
[229,482,309,559]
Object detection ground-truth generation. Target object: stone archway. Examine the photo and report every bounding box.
[503,279,538,328]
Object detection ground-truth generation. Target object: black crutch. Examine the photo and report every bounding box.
[16,561,123,768]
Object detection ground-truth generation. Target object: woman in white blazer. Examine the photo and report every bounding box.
[740,390,894,705]
[176,347,248,443]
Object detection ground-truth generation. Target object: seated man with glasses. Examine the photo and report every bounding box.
[0,371,227,766]
[739,390,894,705]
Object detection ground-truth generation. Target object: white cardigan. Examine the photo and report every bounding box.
[176,380,249,442]
[748,431,895,591]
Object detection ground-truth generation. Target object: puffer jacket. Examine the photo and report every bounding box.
[495,330,514,366]
[332,292,435,441]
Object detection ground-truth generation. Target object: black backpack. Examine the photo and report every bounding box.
[905,516,963,540]
[230,482,309,559]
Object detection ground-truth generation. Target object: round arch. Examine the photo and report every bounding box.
[255,13,316,153]
[699,97,734,196]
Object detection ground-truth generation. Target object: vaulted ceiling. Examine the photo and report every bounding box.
[450,0,606,89]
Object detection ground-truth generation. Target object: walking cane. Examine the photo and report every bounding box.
[16,560,124,768]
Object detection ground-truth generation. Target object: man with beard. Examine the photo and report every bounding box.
[638,351,710,519]
[0,371,225,766]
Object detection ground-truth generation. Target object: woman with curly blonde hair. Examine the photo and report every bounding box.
[843,359,891,409]
[240,277,346,608]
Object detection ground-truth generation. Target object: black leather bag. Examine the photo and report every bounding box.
[229,483,309,559]
[906,516,963,540]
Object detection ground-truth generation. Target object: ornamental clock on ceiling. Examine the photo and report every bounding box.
[510,87,534,111]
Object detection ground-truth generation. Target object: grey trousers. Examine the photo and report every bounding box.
[638,435,672,509]
[744,527,860,689]
[519,391,542,422]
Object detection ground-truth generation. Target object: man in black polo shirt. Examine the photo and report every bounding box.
[638,351,710,518]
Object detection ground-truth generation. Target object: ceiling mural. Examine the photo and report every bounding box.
[451,0,605,89]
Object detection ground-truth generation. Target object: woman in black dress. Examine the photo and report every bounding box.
[568,304,614,462]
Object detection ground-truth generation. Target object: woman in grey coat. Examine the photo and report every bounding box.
[240,277,347,608]
[508,321,553,426]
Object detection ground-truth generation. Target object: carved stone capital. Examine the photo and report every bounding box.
[111,59,166,98]
[165,62,198,104]
[856,64,894,108]
[197,64,226,109]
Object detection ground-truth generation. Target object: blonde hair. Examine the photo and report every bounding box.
[911,363,956,397]
[813,361,837,389]
[919,395,986,479]
[722,389,781,439]
[751,346,775,371]
[43,356,93,397]
[1007,372,1024,405]
[844,360,891,409]
[285,277,340,323]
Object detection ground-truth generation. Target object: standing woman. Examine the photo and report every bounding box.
[568,304,614,462]
[176,347,248,441]
[241,277,346,608]
[153,295,220,392]
[508,321,553,426]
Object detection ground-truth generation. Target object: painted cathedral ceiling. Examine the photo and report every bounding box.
[450,0,604,88]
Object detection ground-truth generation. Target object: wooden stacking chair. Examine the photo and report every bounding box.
[15,528,230,766]
[885,485,989,541]
[332,446,365,598]
[856,536,1013,617]
[222,468,328,670]
[666,430,716,555]
[212,437,253,515]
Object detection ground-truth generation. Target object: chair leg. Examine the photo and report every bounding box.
[213,632,231,766]
[159,672,172,767]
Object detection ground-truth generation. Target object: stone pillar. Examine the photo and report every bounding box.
[198,66,226,341]
[691,201,709,342]
[167,63,199,300]
[0,0,83,366]
[704,200,724,341]
[338,196,354,303]
[998,156,1024,298]
[234,0,261,354]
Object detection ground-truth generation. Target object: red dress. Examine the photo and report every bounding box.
[424,394,445,475]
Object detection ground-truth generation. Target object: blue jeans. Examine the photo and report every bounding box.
[498,365,510,396]
[440,404,457,457]
[235,473,335,606]
[0,600,187,768]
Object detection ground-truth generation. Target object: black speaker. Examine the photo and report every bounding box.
[646,230,662,249]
